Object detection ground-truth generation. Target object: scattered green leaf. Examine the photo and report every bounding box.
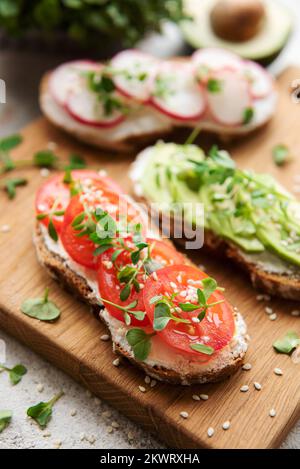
[207,78,222,93]
[190,343,214,355]
[126,328,154,361]
[0,363,27,385]
[273,331,300,354]
[2,177,27,199]
[33,150,58,168]
[26,391,64,428]
[243,107,254,125]
[0,410,12,433]
[272,144,290,167]
[21,287,61,321]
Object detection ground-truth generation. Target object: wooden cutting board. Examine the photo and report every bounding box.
[0,67,299,449]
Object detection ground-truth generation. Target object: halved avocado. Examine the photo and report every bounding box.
[181,0,292,65]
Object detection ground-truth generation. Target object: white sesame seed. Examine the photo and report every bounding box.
[107,426,113,434]
[47,141,57,150]
[100,334,110,341]
[274,367,283,376]
[192,394,200,401]
[150,379,157,388]
[242,363,252,371]
[222,421,230,430]
[192,317,200,323]
[152,271,158,281]
[0,224,10,233]
[240,385,249,392]
[180,411,189,419]
[36,383,44,393]
[98,170,107,177]
[127,431,134,441]
[200,394,209,401]
[170,282,177,289]
[86,390,92,397]
[94,397,101,405]
[43,431,51,438]
[207,427,214,437]
[113,358,120,367]
[111,421,119,429]
[256,294,265,301]
[269,408,276,417]
[269,313,277,321]
[144,376,151,384]
[291,310,300,317]
[265,307,273,315]
[70,409,77,416]
[87,435,96,444]
[254,382,262,390]
[80,432,86,441]
[198,264,206,271]
[53,440,62,449]
[138,385,146,393]
[101,410,112,418]
[40,168,50,178]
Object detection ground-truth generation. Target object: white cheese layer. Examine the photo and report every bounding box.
[39,223,248,383]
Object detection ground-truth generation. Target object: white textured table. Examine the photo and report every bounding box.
[0,0,300,448]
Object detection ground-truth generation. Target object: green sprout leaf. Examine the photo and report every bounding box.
[207,78,222,93]
[272,144,290,166]
[21,287,61,321]
[3,177,27,199]
[153,302,172,331]
[126,328,154,361]
[190,343,214,355]
[48,219,58,242]
[243,107,254,125]
[273,331,300,354]
[26,391,64,428]
[0,410,12,433]
[33,150,58,168]
[65,153,86,170]
[0,363,27,385]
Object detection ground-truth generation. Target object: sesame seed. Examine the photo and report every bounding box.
[170,282,177,289]
[254,382,262,390]
[269,408,276,417]
[265,307,273,315]
[222,421,230,430]
[111,421,119,429]
[256,294,265,301]
[87,435,96,444]
[47,141,57,150]
[242,363,252,371]
[80,432,86,441]
[94,397,101,405]
[86,390,92,397]
[274,367,283,376]
[269,313,277,321]
[180,411,189,419]
[36,383,44,393]
[70,409,77,416]
[291,310,300,317]
[107,426,113,434]
[145,376,151,384]
[138,385,146,393]
[192,394,200,401]
[100,334,110,341]
[192,317,200,323]
[0,224,10,233]
[40,168,50,178]
[43,431,51,438]
[200,394,209,401]
[152,272,158,281]
[98,170,107,177]
[240,385,249,392]
[53,440,62,449]
[102,411,111,418]
[127,431,134,441]
[113,358,120,367]
[150,379,157,388]
[207,427,214,437]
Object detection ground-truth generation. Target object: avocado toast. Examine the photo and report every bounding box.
[131,142,300,300]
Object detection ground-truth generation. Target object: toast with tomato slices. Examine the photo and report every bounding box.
[33,170,248,385]
[40,49,276,153]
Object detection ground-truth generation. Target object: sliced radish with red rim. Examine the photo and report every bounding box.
[192,48,243,82]
[49,60,101,106]
[66,86,126,128]
[150,61,206,121]
[242,61,273,99]
[110,49,159,103]
[206,69,252,127]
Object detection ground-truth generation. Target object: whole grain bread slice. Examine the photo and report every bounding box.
[34,223,248,385]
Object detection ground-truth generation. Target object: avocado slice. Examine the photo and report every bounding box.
[181,0,292,64]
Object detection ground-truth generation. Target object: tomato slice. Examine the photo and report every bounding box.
[35,170,122,233]
[61,190,147,270]
[143,265,235,360]
[97,238,187,326]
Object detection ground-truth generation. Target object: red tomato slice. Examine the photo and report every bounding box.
[35,170,123,233]
[61,191,147,270]
[143,265,235,360]
[97,238,187,326]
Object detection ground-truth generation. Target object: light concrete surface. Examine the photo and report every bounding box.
[0,0,299,449]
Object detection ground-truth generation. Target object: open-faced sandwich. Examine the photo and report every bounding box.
[34,169,248,384]
[40,48,277,152]
[131,142,300,300]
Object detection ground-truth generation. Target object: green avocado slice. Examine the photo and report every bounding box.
[181,0,292,63]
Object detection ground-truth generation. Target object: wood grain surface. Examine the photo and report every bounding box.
[0,67,299,449]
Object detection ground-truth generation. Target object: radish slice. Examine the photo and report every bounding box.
[206,69,252,126]
[110,49,159,103]
[150,61,206,121]
[66,86,125,128]
[242,61,273,99]
[49,60,101,106]
[192,48,242,81]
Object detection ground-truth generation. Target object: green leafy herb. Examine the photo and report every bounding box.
[243,107,254,125]
[207,78,222,93]
[190,343,214,355]
[21,287,61,321]
[26,391,64,428]
[99,297,145,325]
[273,331,300,354]
[272,144,290,166]
[0,363,27,385]
[126,328,155,361]
[33,150,58,168]
[179,277,223,320]
[2,177,27,199]
[0,134,22,172]
[87,71,126,117]
[65,153,86,170]
[0,410,12,433]
[153,300,190,331]
[48,219,58,242]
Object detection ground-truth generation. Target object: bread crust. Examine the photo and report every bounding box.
[34,223,247,385]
